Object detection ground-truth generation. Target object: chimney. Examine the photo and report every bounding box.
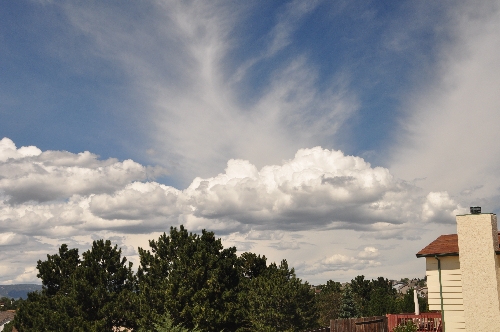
[456,210,500,331]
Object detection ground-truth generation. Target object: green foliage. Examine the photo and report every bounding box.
[137,226,241,332]
[239,251,268,279]
[11,225,429,331]
[3,320,15,332]
[392,320,418,332]
[138,311,201,332]
[138,227,318,332]
[339,285,359,319]
[348,275,401,317]
[13,240,137,331]
[315,280,342,326]
[0,296,23,311]
[366,277,397,316]
[242,260,318,332]
[397,288,428,314]
[350,275,371,316]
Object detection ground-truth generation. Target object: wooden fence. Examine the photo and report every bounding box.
[386,313,442,332]
[331,316,387,332]
[302,316,388,332]
[303,313,442,332]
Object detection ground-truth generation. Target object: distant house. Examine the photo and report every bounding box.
[391,282,403,290]
[416,286,428,298]
[416,210,500,331]
[0,311,15,332]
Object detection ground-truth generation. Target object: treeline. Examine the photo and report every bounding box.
[10,226,426,332]
[315,277,427,327]
[0,297,24,311]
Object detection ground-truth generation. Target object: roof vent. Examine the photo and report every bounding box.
[470,206,481,214]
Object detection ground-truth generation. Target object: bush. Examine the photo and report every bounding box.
[393,320,417,332]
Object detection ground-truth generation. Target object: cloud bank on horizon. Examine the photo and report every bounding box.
[0,137,464,283]
[1,0,500,284]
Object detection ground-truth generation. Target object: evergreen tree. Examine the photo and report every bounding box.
[137,226,241,332]
[315,280,342,326]
[13,240,137,331]
[339,285,359,318]
[138,311,202,332]
[243,260,318,332]
[367,277,397,316]
[350,275,371,316]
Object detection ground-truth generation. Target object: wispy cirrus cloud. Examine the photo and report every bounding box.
[55,1,359,186]
[390,1,500,214]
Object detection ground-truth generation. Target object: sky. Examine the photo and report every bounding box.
[1,0,500,285]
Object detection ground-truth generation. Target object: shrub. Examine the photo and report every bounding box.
[392,320,417,332]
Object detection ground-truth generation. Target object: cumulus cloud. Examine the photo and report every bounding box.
[357,246,379,259]
[303,247,381,274]
[0,232,28,246]
[0,138,41,162]
[88,146,454,233]
[422,192,466,223]
[0,138,462,241]
[0,138,165,203]
[0,138,465,282]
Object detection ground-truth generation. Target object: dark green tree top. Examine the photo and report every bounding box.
[242,260,318,332]
[14,240,137,332]
[339,285,359,319]
[137,225,241,332]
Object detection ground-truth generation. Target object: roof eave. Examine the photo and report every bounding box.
[417,251,500,258]
[415,252,459,258]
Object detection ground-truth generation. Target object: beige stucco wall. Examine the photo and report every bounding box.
[457,213,500,331]
[426,256,464,330]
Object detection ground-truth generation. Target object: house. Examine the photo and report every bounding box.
[416,286,428,298]
[416,209,500,331]
[0,311,15,332]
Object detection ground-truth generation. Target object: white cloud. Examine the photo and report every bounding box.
[422,192,466,223]
[0,138,465,283]
[357,246,379,259]
[303,247,381,275]
[0,232,28,246]
[271,241,301,251]
[57,1,359,186]
[266,0,322,56]
[0,137,165,204]
[390,1,500,214]
[0,138,42,162]
[1,139,462,241]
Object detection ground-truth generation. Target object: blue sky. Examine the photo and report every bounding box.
[1,0,500,284]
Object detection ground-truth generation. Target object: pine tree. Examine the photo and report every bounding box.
[136,226,241,332]
[242,260,318,332]
[339,285,359,319]
[13,240,137,331]
[315,280,343,326]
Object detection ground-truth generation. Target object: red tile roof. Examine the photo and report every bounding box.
[416,232,500,257]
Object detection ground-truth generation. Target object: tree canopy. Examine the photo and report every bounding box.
[12,227,428,331]
[13,240,137,331]
[137,226,241,331]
